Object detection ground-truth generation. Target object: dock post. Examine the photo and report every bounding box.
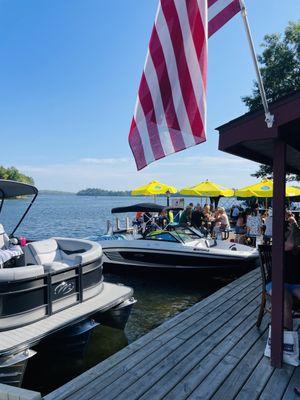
[271,139,286,368]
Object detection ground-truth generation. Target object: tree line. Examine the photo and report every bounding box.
[77,188,131,196]
[0,166,34,185]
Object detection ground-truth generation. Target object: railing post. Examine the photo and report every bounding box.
[78,265,83,303]
[47,274,52,316]
[271,139,286,368]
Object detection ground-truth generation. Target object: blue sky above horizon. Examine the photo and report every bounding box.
[0,0,299,191]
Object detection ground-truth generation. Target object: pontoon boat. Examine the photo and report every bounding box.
[0,180,135,387]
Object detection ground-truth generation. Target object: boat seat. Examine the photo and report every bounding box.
[0,265,44,281]
[0,224,23,267]
[25,237,102,272]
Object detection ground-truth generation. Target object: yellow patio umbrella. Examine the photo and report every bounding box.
[180,180,234,197]
[236,179,300,198]
[131,180,177,196]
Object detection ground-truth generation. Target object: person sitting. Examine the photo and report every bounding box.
[157,209,168,229]
[132,211,144,233]
[203,204,213,231]
[266,219,300,331]
[213,207,229,238]
[286,210,297,225]
[191,205,204,230]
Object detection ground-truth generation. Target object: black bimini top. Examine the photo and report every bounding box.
[112,203,165,214]
[0,179,38,199]
[111,203,183,214]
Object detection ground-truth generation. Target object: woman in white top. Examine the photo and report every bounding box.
[213,207,230,237]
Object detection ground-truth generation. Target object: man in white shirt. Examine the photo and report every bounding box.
[232,205,240,222]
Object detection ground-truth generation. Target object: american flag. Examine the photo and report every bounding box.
[129,0,241,170]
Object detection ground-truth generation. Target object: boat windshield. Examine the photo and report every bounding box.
[144,227,204,243]
[172,228,203,243]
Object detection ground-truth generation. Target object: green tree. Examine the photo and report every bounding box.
[243,21,300,110]
[0,165,34,185]
[243,21,300,181]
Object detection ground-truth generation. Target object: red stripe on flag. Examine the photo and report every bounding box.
[186,0,207,85]
[149,27,186,152]
[139,73,165,160]
[161,0,204,139]
[208,0,219,7]
[208,0,241,37]
[128,118,147,170]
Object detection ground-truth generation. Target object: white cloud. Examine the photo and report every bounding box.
[158,155,256,169]
[80,157,130,165]
[17,153,259,192]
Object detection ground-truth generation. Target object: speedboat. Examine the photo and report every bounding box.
[0,180,135,387]
[100,227,259,271]
[99,203,259,272]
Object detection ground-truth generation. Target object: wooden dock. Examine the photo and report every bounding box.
[44,268,300,400]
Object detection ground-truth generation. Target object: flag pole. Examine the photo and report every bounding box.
[239,0,274,128]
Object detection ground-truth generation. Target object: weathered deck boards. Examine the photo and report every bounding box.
[45,269,299,400]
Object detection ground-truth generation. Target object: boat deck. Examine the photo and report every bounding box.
[0,282,133,356]
[44,268,300,400]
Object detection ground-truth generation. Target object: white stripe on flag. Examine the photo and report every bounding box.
[134,98,155,165]
[208,0,236,21]
[155,6,196,148]
[174,0,206,126]
[144,50,175,155]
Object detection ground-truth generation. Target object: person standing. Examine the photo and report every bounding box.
[179,205,192,226]
[231,204,240,223]
[191,205,204,229]
[246,208,262,245]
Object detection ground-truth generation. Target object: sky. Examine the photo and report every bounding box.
[0,0,299,191]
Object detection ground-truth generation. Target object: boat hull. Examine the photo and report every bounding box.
[102,246,258,273]
[0,282,134,387]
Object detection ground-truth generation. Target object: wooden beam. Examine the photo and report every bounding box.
[271,139,286,368]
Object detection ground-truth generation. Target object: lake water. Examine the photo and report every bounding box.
[0,194,244,394]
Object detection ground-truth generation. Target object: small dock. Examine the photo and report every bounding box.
[44,268,299,400]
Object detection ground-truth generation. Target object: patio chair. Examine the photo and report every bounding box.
[256,244,300,328]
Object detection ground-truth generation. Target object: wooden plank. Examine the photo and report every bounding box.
[45,269,261,400]
[57,283,261,400]
[210,325,269,400]
[282,366,300,400]
[90,288,261,400]
[234,356,274,400]
[137,295,263,400]
[160,307,269,400]
[62,281,261,400]
[0,383,41,400]
[259,364,295,400]
[181,317,269,400]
